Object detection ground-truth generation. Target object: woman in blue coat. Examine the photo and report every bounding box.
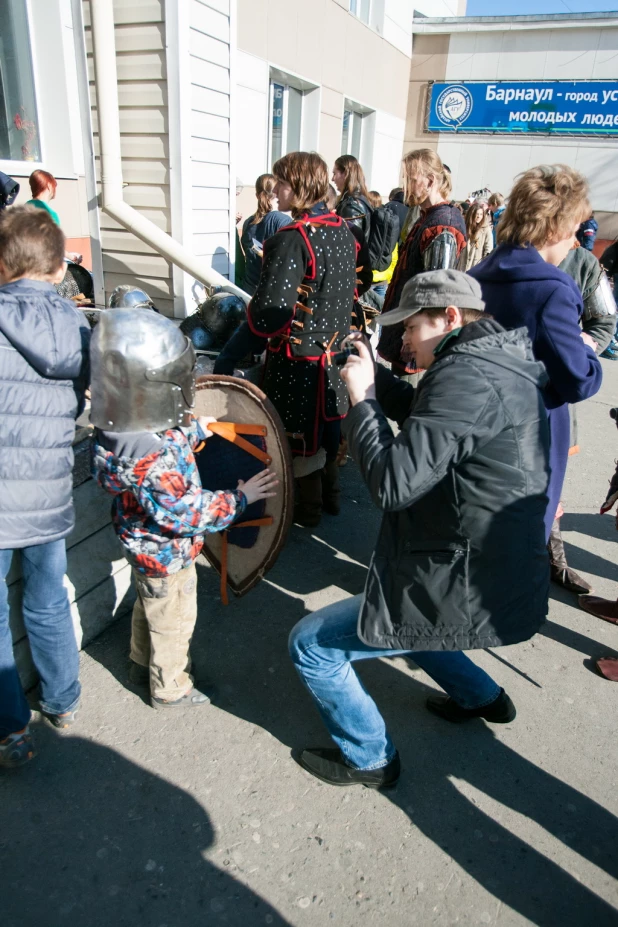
[469,165,602,540]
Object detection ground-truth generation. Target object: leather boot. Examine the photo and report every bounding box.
[578,595,618,625]
[321,460,341,516]
[547,518,593,595]
[294,471,323,527]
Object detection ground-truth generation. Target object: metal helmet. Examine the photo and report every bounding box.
[422,230,458,271]
[198,291,246,344]
[90,309,196,433]
[108,284,157,312]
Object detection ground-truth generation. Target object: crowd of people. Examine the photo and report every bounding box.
[0,149,617,778]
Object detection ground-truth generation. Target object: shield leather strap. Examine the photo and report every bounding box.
[194,375,294,602]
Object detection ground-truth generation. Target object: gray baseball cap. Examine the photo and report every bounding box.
[380,269,485,326]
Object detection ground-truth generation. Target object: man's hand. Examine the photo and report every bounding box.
[237,469,279,505]
[196,415,217,438]
[581,331,598,351]
[339,333,376,406]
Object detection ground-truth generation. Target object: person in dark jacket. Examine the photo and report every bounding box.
[0,206,90,768]
[289,270,550,788]
[333,154,372,247]
[385,187,408,233]
[576,213,598,252]
[378,149,466,382]
[247,151,358,527]
[469,165,603,541]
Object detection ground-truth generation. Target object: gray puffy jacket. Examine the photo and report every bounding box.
[344,319,551,652]
[0,279,90,548]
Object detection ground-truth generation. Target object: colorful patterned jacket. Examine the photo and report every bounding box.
[92,420,246,577]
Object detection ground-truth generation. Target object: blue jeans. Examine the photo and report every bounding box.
[0,540,80,738]
[371,283,388,298]
[289,595,501,770]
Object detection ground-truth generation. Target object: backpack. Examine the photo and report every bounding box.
[366,201,399,273]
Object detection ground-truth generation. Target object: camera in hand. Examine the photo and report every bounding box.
[333,346,359,367]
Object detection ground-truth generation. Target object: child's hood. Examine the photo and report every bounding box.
[0,279,87,379]
[93,429,165,494]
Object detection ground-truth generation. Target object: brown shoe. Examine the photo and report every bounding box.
[548,519,593,595]
[578,595,618,625]
[596,658,618,681]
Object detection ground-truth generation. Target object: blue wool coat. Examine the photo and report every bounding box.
[469,244,602,538]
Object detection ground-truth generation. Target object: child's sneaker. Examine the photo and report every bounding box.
[43,707,79,729]
[0,727,36,768]
[601,340,618,361]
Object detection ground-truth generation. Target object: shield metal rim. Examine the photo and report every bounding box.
[195,374,294,597]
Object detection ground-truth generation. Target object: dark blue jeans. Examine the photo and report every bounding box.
[0,540,80,738]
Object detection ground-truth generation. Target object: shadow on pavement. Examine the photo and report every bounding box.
[561,512,617,544]
[0,723,291,927]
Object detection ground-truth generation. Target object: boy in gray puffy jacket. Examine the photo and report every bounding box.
[0,206,90,768]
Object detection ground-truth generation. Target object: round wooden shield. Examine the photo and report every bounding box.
[194,374,294,598]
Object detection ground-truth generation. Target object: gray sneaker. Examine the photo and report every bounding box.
[151,687,211,709]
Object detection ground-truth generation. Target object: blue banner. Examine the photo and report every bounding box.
[427,81,618,136]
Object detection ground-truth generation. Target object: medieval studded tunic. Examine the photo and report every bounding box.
[247,204,357,457]
[378,202,466,374]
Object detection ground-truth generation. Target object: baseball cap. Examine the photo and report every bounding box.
[380,269,485,326]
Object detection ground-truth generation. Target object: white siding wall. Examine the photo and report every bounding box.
[189,0,232,280]
[84,0,176,316]
[370,110,406,193]
[437,26,618,233]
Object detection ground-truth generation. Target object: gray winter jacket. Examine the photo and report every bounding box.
[0,279,90,548]
[344,319,551,652]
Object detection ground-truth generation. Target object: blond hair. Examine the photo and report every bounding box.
[497,165,590,249]
[253,173,277,223]
[273,151,329,218]
[402,149,451,203]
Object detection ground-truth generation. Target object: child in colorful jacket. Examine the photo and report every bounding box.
[91,308,277,709]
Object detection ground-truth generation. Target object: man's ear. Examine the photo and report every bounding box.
[445,305,461,328]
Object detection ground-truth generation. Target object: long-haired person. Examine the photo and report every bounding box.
[457,201,493,272]
[332,155,372,246]
[377,149,466,382]
[247,152,358,526]
[469,165,602,549]
[240,173,292,296]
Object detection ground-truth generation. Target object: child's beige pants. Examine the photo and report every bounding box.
[129,563,197,701]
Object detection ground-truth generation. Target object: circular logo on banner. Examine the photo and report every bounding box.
[435,84,473,127]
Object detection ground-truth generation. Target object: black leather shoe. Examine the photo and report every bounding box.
[426,688,516,724]
[298,747,400,788]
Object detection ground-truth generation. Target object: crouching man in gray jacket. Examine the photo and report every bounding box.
[289,269,550,788]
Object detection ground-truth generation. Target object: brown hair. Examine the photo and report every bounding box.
[367,191,382,209]
[29,169,57,199]
[0,205,65,279]
[487,192,504,208]
[253,173,277,223]
[272,151,329,217]
[402,149,451,204]
[497,165,590,248]
[465,202,485,244]
[389,187,403,200]
[420,306,487,325]
[334,155,369,202]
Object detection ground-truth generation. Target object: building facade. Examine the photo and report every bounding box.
[406,11,618,241]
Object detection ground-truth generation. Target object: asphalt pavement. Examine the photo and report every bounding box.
[1,359,617,927]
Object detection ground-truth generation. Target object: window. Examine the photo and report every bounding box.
[0,0,41,162]
[349,0,371,25]
[341,99,372,159]
[268,71,318,167]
